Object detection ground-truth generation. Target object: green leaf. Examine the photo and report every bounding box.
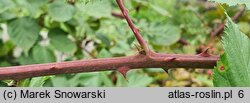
[0,81,8,87]
[7,17,40,52]
[149,24,181,46]
[77,0,111,18]
[127,73,153,87]
[50,71,113,87]
[25,0,49,17]
[0,11,16,22]
[150,4,171,17]
[29,76,51,87]
[97,48,112,58]
[18,54,36,65]
[51,73,99,87]
[213,12,250,86]
[209,0,250,10]
[0,0,14,13]
[48,1,76,22]
[110,41,130,54]
[76,72,113,87]
[213,54,231,87]
[0,0,15,21]
[0,40,13,57]
[100,72,114,87]
[18,79,31,87]
[0,61,11,67]
[96,33,111,47]
[32,45,56,63]
[48,28,77,54]
[18,44,54,87]
[51,76,69,87]
[78,73,103,87]
[116,70,153,87]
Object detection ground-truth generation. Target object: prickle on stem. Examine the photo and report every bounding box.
[162,68,170,74]
[165,57,176,62]
[117,66,130,80]
[198,47,211,57]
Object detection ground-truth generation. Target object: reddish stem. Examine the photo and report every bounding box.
[0,0,221,81]
[0,53,218,80]
[116,0,149,54]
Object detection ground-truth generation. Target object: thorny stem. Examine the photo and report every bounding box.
[0,53,218,80]
[116,0,150,55]
[0,0,220,80]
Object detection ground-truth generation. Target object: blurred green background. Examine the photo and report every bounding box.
[0,0,249,87]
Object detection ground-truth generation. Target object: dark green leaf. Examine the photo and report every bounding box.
[77,0,111,18]
[8,17,40,52]
[25,0,49,17]
[0,11,16,22]
[48,1,76,22]
[0,0,14,13]
[96,33,110,47]
[0,40,13,57]
[110,41,130,54]
[116,70,153,87]
[29,76,52,87]
[18,79,31,87]
[18,54,36,65]
[48,29,77,54]
[97,48,112,58]
[0,81,8,87]
[32,45,56,63]
[0,61,11,67]
[51,76,69,87]
[149,24,181,46]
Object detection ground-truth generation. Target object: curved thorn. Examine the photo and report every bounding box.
[165,57,176,61]
[117,66,130,80]
[162,68,169,74]
[198,47,211,57]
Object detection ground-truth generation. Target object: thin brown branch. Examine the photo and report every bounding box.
[0,53,218,80]
[210,6,245,38]
[116,0,150,54]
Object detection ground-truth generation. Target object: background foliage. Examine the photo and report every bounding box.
[211,0,250,86]
[0,0,249,87]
